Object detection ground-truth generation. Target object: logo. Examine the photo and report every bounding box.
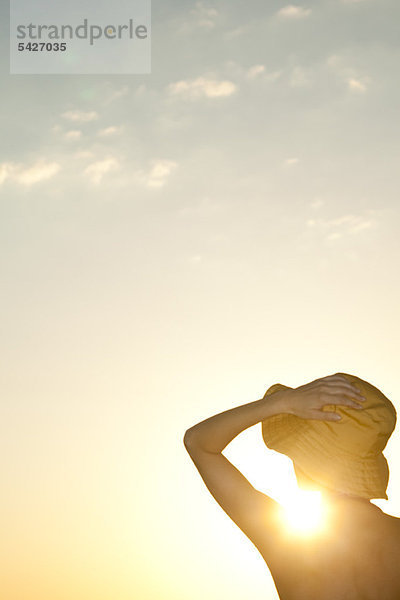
[10,0,151,74]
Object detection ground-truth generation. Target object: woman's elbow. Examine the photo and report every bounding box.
[183,427,197,451]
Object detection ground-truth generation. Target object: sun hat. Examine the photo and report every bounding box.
[261,373,397,499]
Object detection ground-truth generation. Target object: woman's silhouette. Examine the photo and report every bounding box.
[184,373,400,600]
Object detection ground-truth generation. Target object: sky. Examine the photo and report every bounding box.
[1,0,400,598]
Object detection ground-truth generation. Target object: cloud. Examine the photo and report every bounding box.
[177,195,226,218]
[84,157,120,184]
[82,159,178,189]
[246,65,265,79]
[347,77,369,93]
[277,5,312,19]
[0,160,61,186]
[64,130,82,141]
[144,159,178,188]
[223,60,281,84]
[224,26,249,39]
[97,126,123,137]
[326,232,342,241]
[61,110,99,122]
[129,160,178,189]
[17,161,61,185]
[326,54,341,70]
[329,215,374,233]
[190,1,218,29]
[309,198,324,209]
[245,65,282,84]
[289,66,313,87]
[326,55,370,93]
[188,254,202,264]
[103,85,130,105]
[284,157,300,166]
[307,213,375,240]
[167,76,237,99]
[0,162,15,185]
[156,114,192,132]
[135,84,147,96]
[178,2,219,33]
[265,71,283,83]
[73,151,95,160]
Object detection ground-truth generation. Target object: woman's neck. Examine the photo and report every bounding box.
[323,490,371,503]
[321,490,383,525]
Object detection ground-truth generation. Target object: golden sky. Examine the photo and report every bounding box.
[1,1,400,598]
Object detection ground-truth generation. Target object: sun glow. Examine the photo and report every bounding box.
[279,489,325,536]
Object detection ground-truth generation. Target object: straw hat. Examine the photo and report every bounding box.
[261,373,397,499]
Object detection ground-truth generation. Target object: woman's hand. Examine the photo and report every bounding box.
[283,373,366,421]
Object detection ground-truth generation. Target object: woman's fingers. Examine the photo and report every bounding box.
[308,376,365,399]
[293,375,367,420]
[324,387,365,401]
[321,395,364,410]
[320,381,365,399]
[318,374,364,394]
[310,410,342,421]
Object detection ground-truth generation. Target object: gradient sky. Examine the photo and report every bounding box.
[1,1,400,599]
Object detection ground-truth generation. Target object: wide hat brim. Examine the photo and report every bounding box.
[261,380,393,500]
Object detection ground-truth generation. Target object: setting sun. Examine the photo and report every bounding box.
[2,0,400,597]
[279,490,325,535]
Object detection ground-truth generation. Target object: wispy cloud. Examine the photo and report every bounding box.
[284,157,300,166]
[329,215,374,233]
[224,25,249,40]
[289,66,313,87]
[277,5,312,19]
[102,85,130,105]
[64,130,82,141]
[246,65,265,79]
[167,76,237,99]
[177,195,223,215]
[177,1,219,33]
[73,151,94,160]
[190,1,218,29]
[141,159,178,188]
[326,55,370,93]
[264,70,283,83]
[347,77,369,93]
[81,157,178,188]
[156,113,192,132]
[309,198,324,209]
[18,161,61,185]
[188,254,203,264]
[307,213,376,240]
[97,126,124,137]
[84,157,120,184]
[135,84,147,97]
[224,61,281,84]
[0,160,61,186]
[0,162,14,185]
[62,110,99,122]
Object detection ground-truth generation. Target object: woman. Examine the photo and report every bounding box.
[184,372,400,600]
